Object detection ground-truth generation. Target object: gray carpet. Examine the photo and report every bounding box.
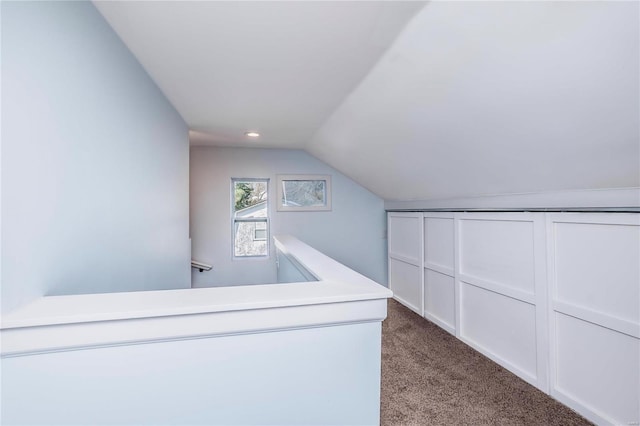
[380,299,592,426]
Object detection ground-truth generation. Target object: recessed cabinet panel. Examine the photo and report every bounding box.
[425,217,454,271]
[460,283,537,381]
[555,313,639,425]
[424,269,455,331]
[554,222,640,323]
[389,259,421,314]
[459,219,535,295]
[388,215,421,262]
[548,213,640,424]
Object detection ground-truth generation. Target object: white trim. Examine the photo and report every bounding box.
[276,174,332,212]
[1,299,386,357]
[457,211,549,222]
[422,212,456,219]
[553,300,639,339]
[392,295,421,316]
[458,276,536,305]
[453,213,461,338]
[545,211,640,226]
[424,262,454,277]
[458,334,539,387]
[550,389,617,426]
[423,311,455,336]
[420,214,425,318]
[389,253,421,268]
[385,187,640,211]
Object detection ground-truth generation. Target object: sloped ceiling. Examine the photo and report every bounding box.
[95,1,639,201]
[93,1,425,149]
[308,1,640,200]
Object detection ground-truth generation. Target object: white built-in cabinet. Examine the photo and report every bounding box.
[423,213,456,334]
[546,213,639,425]
[387,211,640,426]
[388,213,422,314]
[456,213,549,392]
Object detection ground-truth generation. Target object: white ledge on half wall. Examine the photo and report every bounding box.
[0,235,392,357]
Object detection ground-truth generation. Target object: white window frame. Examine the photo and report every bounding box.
[276,174,332,212]
[231,178,270,259]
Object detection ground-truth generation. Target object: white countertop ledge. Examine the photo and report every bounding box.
[1,235,393,330]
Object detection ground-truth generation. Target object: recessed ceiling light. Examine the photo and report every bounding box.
[245,131,260,138]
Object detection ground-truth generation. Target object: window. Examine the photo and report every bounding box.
[232,179,269,257]
[253,222,267,241]
[276,174,332,211]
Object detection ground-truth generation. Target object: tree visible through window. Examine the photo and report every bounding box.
[232,179,269,257]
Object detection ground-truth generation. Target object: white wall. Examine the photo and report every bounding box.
[1,2,191,312]
[190,147,386,287]
[309,2,639,201]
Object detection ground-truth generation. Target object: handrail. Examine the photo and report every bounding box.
[191,260,212,272]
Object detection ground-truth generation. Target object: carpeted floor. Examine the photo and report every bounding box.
[380,299,592,426]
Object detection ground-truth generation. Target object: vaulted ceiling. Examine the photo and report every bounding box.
[95,1,639,201]
[94,1,425,149]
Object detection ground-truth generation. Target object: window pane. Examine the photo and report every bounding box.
[233,179,269,258]
[234,221,268,256]
[281,180,326,207]
[234,181,268,218]
[254,229,267,241]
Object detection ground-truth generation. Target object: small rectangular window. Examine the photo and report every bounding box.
[232,179,269,257]
[276,174,332,211]
[254,222,267,241]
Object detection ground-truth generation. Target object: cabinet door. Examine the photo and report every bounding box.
[424,213,455,334]
[547,213,639,426]
[456,212,548,392]
[388,212,422,314]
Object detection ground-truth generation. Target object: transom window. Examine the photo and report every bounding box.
[232,178,269,258]
[276,174,332,211]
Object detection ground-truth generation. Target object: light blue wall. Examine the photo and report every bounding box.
[1,1,191,312]
[2,322,382,425]
[190,147,388,287]
[276,247,317,283]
